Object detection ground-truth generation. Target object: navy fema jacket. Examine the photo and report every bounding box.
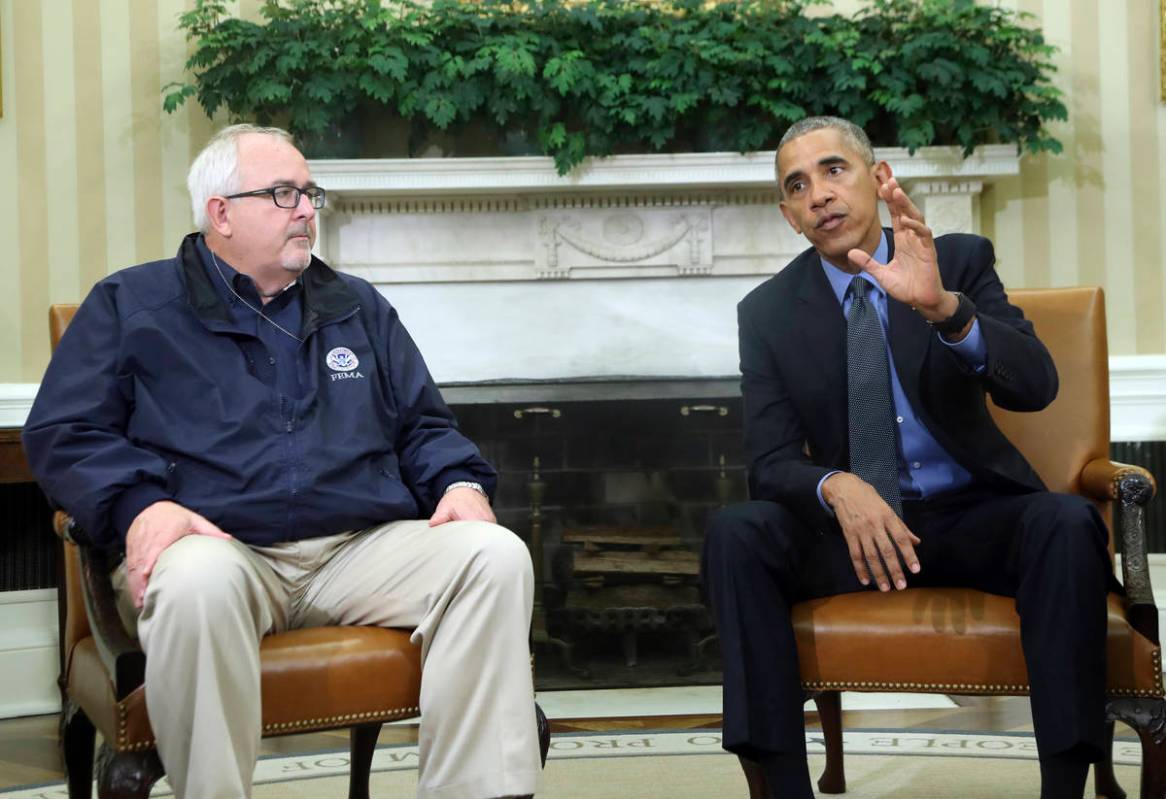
[22,233,496,552]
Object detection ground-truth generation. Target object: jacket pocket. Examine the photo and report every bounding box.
[378,453,401,480]
[168,458,243,496]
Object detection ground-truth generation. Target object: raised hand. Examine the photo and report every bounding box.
[846,177,958,323]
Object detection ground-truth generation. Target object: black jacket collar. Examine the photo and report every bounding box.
[178,233,360,336]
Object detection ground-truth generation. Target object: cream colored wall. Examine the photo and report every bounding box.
[982,0,1166,357]
[0,0,1163,382]
[0,0,261,382]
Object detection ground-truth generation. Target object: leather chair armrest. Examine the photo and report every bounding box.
[53,510,86,545]
[55,512,146,699]
[1081,459,1160,644]
[1080,459,1158,503]
[80,546,146,699]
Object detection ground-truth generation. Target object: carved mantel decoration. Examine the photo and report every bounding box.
[536,210,712,280]
[311,147,1019,285]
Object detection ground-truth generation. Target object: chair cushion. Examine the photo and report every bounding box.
[68,626,422,752]
[794,588,1162,697]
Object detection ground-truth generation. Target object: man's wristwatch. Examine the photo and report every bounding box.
[927,291,977,336]
[444,480,487,498]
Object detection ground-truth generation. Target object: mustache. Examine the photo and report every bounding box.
[286,225,313,240]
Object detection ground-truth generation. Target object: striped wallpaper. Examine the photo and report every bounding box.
[981,0,1166,362]
[0,0,256,382]
[0,0,1163,382]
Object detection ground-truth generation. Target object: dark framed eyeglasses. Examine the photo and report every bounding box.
[224,185,326,210]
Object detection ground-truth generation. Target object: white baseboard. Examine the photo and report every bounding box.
[1110,356,1166,443]
[0,383,38,429]
[0,589,60,719]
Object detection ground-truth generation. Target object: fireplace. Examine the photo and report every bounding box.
[446,381,743,688]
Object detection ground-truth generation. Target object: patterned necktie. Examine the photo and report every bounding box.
[846,277,903,517]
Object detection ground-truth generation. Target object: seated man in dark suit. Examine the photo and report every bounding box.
[701,116,1111,799]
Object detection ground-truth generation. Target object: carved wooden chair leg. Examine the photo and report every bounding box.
[1092,721,1126,799]
[60,699,96,799]
[348,722,382,799]
[1134,726,1166,799]
[738,756,769,799]
[1106,696,1166,799]
[95,743,163,799]
[814,690,846,794]
[536,701,551,766]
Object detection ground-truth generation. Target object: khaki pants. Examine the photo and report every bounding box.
[113,519,541,799]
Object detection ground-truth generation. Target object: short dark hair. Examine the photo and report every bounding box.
[775,116,875,187]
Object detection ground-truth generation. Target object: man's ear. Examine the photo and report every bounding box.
[779,201,802,235]
[206,197,232,238]
[872,160,892,185]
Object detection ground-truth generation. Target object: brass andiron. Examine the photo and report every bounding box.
[679,457,728,670]
[518,416,588,677]
[678,404,731,674]
[716,454,732,507]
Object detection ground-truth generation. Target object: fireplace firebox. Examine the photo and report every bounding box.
[448,379,743,689]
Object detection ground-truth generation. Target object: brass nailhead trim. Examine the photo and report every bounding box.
[109,651,1166,748]
[802,680,1030,694]
[802,662,1166,700]
[262,706,420,734]
[115,701,421,751]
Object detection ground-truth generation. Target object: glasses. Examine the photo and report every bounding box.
[224,185,326,210]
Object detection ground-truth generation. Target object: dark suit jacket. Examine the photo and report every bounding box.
[738,230,1057,531]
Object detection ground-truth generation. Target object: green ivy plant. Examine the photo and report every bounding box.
[163,0,1067,174]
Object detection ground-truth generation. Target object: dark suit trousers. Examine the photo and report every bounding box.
[701,488,1111,771]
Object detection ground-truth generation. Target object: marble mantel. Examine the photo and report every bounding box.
[307,147,1019,383]
[3,148,1164,438]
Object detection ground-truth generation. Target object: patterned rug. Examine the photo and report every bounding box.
[1,729,1143,798]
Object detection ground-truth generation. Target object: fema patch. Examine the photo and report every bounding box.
[326,347,359,372]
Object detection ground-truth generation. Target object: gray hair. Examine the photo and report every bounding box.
[187,124,297,232]
[775,116,875,184]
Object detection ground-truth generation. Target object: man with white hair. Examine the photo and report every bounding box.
[23,124,542,799]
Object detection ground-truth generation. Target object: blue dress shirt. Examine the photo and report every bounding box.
[199,236,307,401]
[815,232,985,509]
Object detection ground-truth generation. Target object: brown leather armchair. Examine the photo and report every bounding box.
[737,287,1162,799]
[46,304,550,798]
